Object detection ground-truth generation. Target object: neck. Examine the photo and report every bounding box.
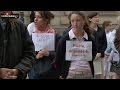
[36,25,47,31]
[73,28,84,39]
[90,23,98,30]
[105,29,110,33]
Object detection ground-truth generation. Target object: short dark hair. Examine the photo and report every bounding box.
[88,12,99,19]
[102,20,112,29]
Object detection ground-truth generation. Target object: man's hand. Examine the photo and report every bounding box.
[0,68,18,79]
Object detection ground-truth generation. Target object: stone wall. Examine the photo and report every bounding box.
[13,11,120,34]
[51,11,120,34]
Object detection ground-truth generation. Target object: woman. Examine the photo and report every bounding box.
[55,11,96,79]
[102,20,113,79]
[28,11,61,79]
[110,17,120,79]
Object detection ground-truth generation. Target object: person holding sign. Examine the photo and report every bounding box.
[55,11,96,79]
[28,11,61,79]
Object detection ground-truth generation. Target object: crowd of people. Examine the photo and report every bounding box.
[0,11,120,79]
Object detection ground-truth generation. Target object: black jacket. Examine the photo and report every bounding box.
[55,31,96,78]
[62,26,71,35]
[90,26,107,57]
[28,32,62,79]
[0,19,35,79]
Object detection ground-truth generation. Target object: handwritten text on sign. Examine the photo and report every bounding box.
[32,33,55,51]
[66,41,92,61]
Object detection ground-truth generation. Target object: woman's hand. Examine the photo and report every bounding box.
[36,49,49,59]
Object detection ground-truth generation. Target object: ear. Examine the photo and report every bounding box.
[89,18,92,22]
[45,19,49,24]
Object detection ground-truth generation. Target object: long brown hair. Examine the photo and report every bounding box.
[68,11,90,34]
[36,11,54,24]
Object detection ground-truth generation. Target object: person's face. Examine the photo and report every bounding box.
[89,15,99,24]
[106,23,112,32]
[34,12,47,28]
[116,20,120,29]
[70,13,85,30]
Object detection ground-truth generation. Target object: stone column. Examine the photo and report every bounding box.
[23,11,30,26]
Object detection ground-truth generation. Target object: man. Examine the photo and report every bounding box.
[88,12,107,79]
[0,11,35,79]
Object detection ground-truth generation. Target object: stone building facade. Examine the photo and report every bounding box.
[13,11,120,34]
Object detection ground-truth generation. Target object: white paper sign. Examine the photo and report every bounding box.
[66,41,92,61]
[32,33,55,51]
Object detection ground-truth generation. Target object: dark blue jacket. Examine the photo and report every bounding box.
[90,25,107,57]
[55,31,97,78]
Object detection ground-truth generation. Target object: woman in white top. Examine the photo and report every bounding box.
[28,11,61,79]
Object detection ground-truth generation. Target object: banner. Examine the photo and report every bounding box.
[32,33,55,51]
[66,41,92,61]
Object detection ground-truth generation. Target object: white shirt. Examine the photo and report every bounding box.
[106,32,112,45]
[69,29,88,40]
[27,22,35,36]
[68,29,91,72]
[109,29,116,43]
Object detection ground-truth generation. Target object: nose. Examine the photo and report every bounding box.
[73,21,77,26]
[34,17,37,22]
[96,17,99,21]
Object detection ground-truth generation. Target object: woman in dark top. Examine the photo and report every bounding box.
[55,11,96,79]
